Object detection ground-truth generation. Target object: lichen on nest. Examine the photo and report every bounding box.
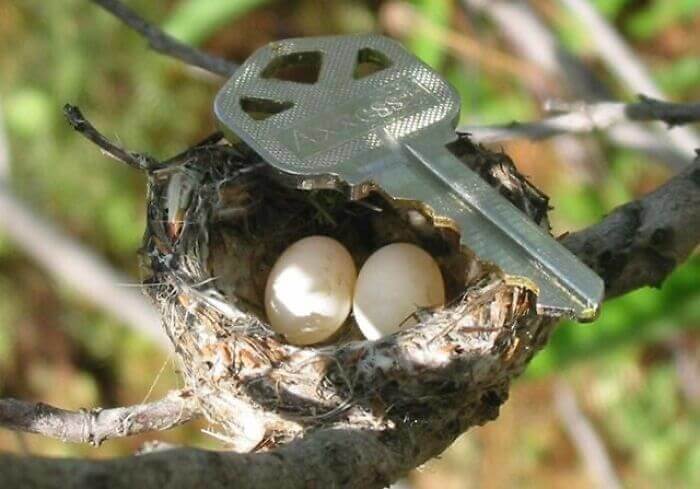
[139,135,554,452]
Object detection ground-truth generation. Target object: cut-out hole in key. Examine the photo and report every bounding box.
[261,51,323,84]
[353,47,392,79]
[240,97,294,121]
[215,34,604,321]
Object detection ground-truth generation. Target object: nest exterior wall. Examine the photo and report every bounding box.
[140,137,558,457]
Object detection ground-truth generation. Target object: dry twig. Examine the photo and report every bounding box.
[89,0,238,77]
[0,391,199,446]
[0,144,698,489]
[459,97,700,144]
[460,0,689,168]
[1,3,699,488]
[558,0,700,156]
[64,104,161,171]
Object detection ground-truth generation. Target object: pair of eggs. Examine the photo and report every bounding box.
[264,236,445,345]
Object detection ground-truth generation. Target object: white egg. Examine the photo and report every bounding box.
[264,236,356,345]
[353,243,445,340]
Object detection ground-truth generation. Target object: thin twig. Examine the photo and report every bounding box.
[0,390,199,445]
[460,0,689,169]
[554,381,622,489]
[63,104,160,172]
[459,97,700,144]
[558,0,700,156]
[89,0,238,77]
[0,100,167,348]
[0,147,698,483]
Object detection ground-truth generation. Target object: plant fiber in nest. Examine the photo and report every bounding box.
[140,135,557,457]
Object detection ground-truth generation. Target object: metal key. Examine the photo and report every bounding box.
[214,34,604,320]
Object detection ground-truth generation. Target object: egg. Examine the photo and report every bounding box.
[264,236,356,345]
[353,243,445,340]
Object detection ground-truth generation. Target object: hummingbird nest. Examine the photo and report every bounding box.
[141,134,555,452]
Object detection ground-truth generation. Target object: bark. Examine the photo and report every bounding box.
[0,391,199,446]
[460,97,700,145]
[563,153,700,298]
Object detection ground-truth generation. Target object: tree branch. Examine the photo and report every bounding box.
[0,391,199,446]
[563,152,700,298]
[459,97,700,144]
[459,0,689,168]
[1,142,698,489]
[558,0,700,156]
[63,104,161,172]
[89,0,238,77]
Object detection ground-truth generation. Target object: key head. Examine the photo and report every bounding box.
[214,34,460,193]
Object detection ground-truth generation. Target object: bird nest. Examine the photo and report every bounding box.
[140,134,556,452]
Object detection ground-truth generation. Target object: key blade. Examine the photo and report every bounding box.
[376,135,603,321]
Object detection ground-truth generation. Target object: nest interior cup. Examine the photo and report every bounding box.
[141,135,552,451]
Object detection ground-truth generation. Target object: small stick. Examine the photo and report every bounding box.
[63,104,161,171]
[89,0,238,77]
[459,97,700,144]
[0,390,200,446]
[558,0,700,156]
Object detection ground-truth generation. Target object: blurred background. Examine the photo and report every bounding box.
[0,0,698,487]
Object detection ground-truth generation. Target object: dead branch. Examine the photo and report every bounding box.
[459,97,700,145]
[459,0,689,168]
[64,104,161,171]
[0,391,199,446]
[89,0,238,77]
[558,0,700,155]
[2,4,698,487]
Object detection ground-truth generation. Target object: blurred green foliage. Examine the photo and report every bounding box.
[164,0,273,45]
[0,0,698,486]
[529,256,700,377]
